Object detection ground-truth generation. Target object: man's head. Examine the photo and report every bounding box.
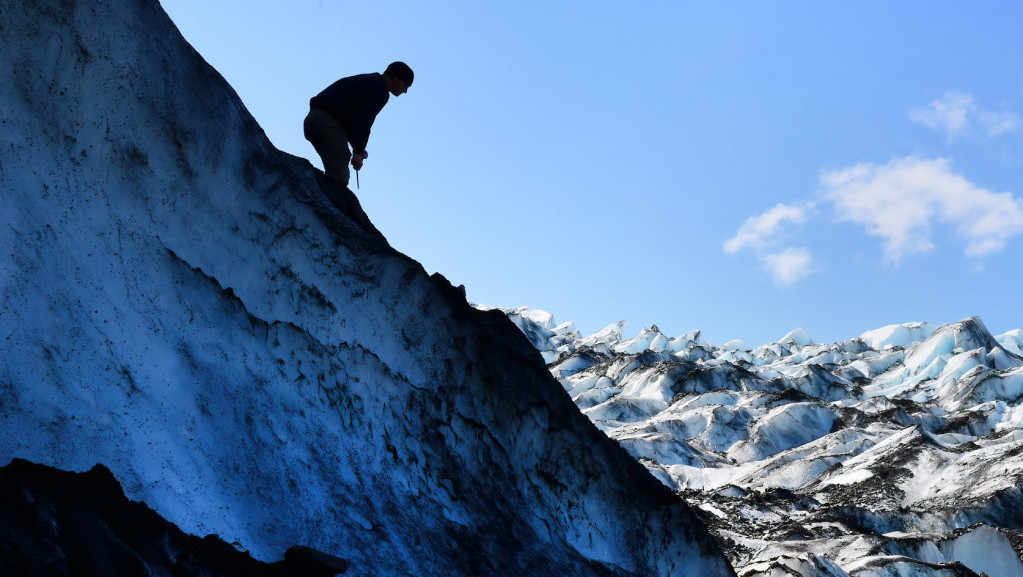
[383,61,414,96]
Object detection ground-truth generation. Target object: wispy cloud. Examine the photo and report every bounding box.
[723,203,813,253]
[727,157,1023,283]
[763,247,815,286]
[977,109,1022,137]
[909,92,1021,139]
[728,90,1022,285]
[822,156,1023,264]
[724,203,818,286]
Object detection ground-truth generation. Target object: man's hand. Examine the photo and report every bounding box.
[352,151,368,171]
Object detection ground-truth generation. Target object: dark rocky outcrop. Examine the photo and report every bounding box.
[0,458,346,577]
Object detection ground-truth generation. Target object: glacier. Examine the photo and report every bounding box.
[500,306,1023,577]
[0,0,736,575]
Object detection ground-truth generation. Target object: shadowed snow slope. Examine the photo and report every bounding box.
[500,307,1023,577]
[0,1,736,575]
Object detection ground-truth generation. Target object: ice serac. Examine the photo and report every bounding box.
[0,1,735,576]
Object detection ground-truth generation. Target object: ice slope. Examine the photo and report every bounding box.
[501,307,1023,577]
[0,2,737,575]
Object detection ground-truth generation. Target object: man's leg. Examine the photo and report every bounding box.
[303,108,352,185]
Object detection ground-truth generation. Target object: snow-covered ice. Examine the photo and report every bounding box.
[0,2,737,576]
[503,307,1023,577]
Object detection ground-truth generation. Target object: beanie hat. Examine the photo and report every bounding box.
[384,61,414,86]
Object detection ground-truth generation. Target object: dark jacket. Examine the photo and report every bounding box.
[309,73,390,155]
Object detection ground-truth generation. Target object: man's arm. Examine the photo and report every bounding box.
[346,76,390,156]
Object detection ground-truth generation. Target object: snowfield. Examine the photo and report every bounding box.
[500,306,1023,577]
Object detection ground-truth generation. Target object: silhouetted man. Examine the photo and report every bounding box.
[304,61,413,187]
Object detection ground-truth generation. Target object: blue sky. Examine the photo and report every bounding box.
[160,1,1023,346]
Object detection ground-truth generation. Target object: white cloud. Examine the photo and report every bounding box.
[723,203,813,253]
[909,92,974,137]
[724,203,818,285]
[909,92,1021,139]
[763,247,815,287]
[977,110,1022,137]
[822,156,1023,264]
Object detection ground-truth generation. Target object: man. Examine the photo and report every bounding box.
[304,61,413,187]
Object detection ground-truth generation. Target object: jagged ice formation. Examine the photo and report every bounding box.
[500,307,1023,577]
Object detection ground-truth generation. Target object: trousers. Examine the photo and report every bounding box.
[303,108,351,185]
